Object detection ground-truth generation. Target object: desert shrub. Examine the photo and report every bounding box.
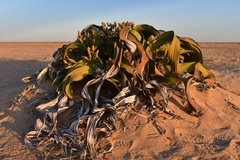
[24,22,216,159]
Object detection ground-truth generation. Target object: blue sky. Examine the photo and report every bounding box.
[0,0,239,42]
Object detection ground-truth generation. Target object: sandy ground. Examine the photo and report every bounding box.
[0,42,239,159]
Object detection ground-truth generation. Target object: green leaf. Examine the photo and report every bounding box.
[64,42,87,63]
[61,61,95,98]
[179,49,195,55]
[148,31,174,52]
[168,32,180,75]
[121,56,135,75]
[194,62,216,84]
[52,74,65,89]
[68,65,94,82]
[129,29,142,42]
[179,62,197,75]
[134,24,159,40]
[180,38,202,63]
[65,83,74,99]
[180,37,202,54]
[149,74,182,84]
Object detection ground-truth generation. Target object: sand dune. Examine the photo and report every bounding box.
[0,42,239,159]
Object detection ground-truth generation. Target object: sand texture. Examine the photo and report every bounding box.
[0,42,240,159]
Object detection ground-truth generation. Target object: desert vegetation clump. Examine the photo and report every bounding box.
[22,22,216,159]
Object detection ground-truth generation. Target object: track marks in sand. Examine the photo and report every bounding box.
[113,140,133,150]
[175,128,204,144]
[0,126,37,160]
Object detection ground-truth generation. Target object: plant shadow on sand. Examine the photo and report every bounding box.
[0,59,48,159]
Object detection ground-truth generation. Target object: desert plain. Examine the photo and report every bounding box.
[0,42,240,159]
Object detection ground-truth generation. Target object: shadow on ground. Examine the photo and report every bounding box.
[0,59,48,159]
